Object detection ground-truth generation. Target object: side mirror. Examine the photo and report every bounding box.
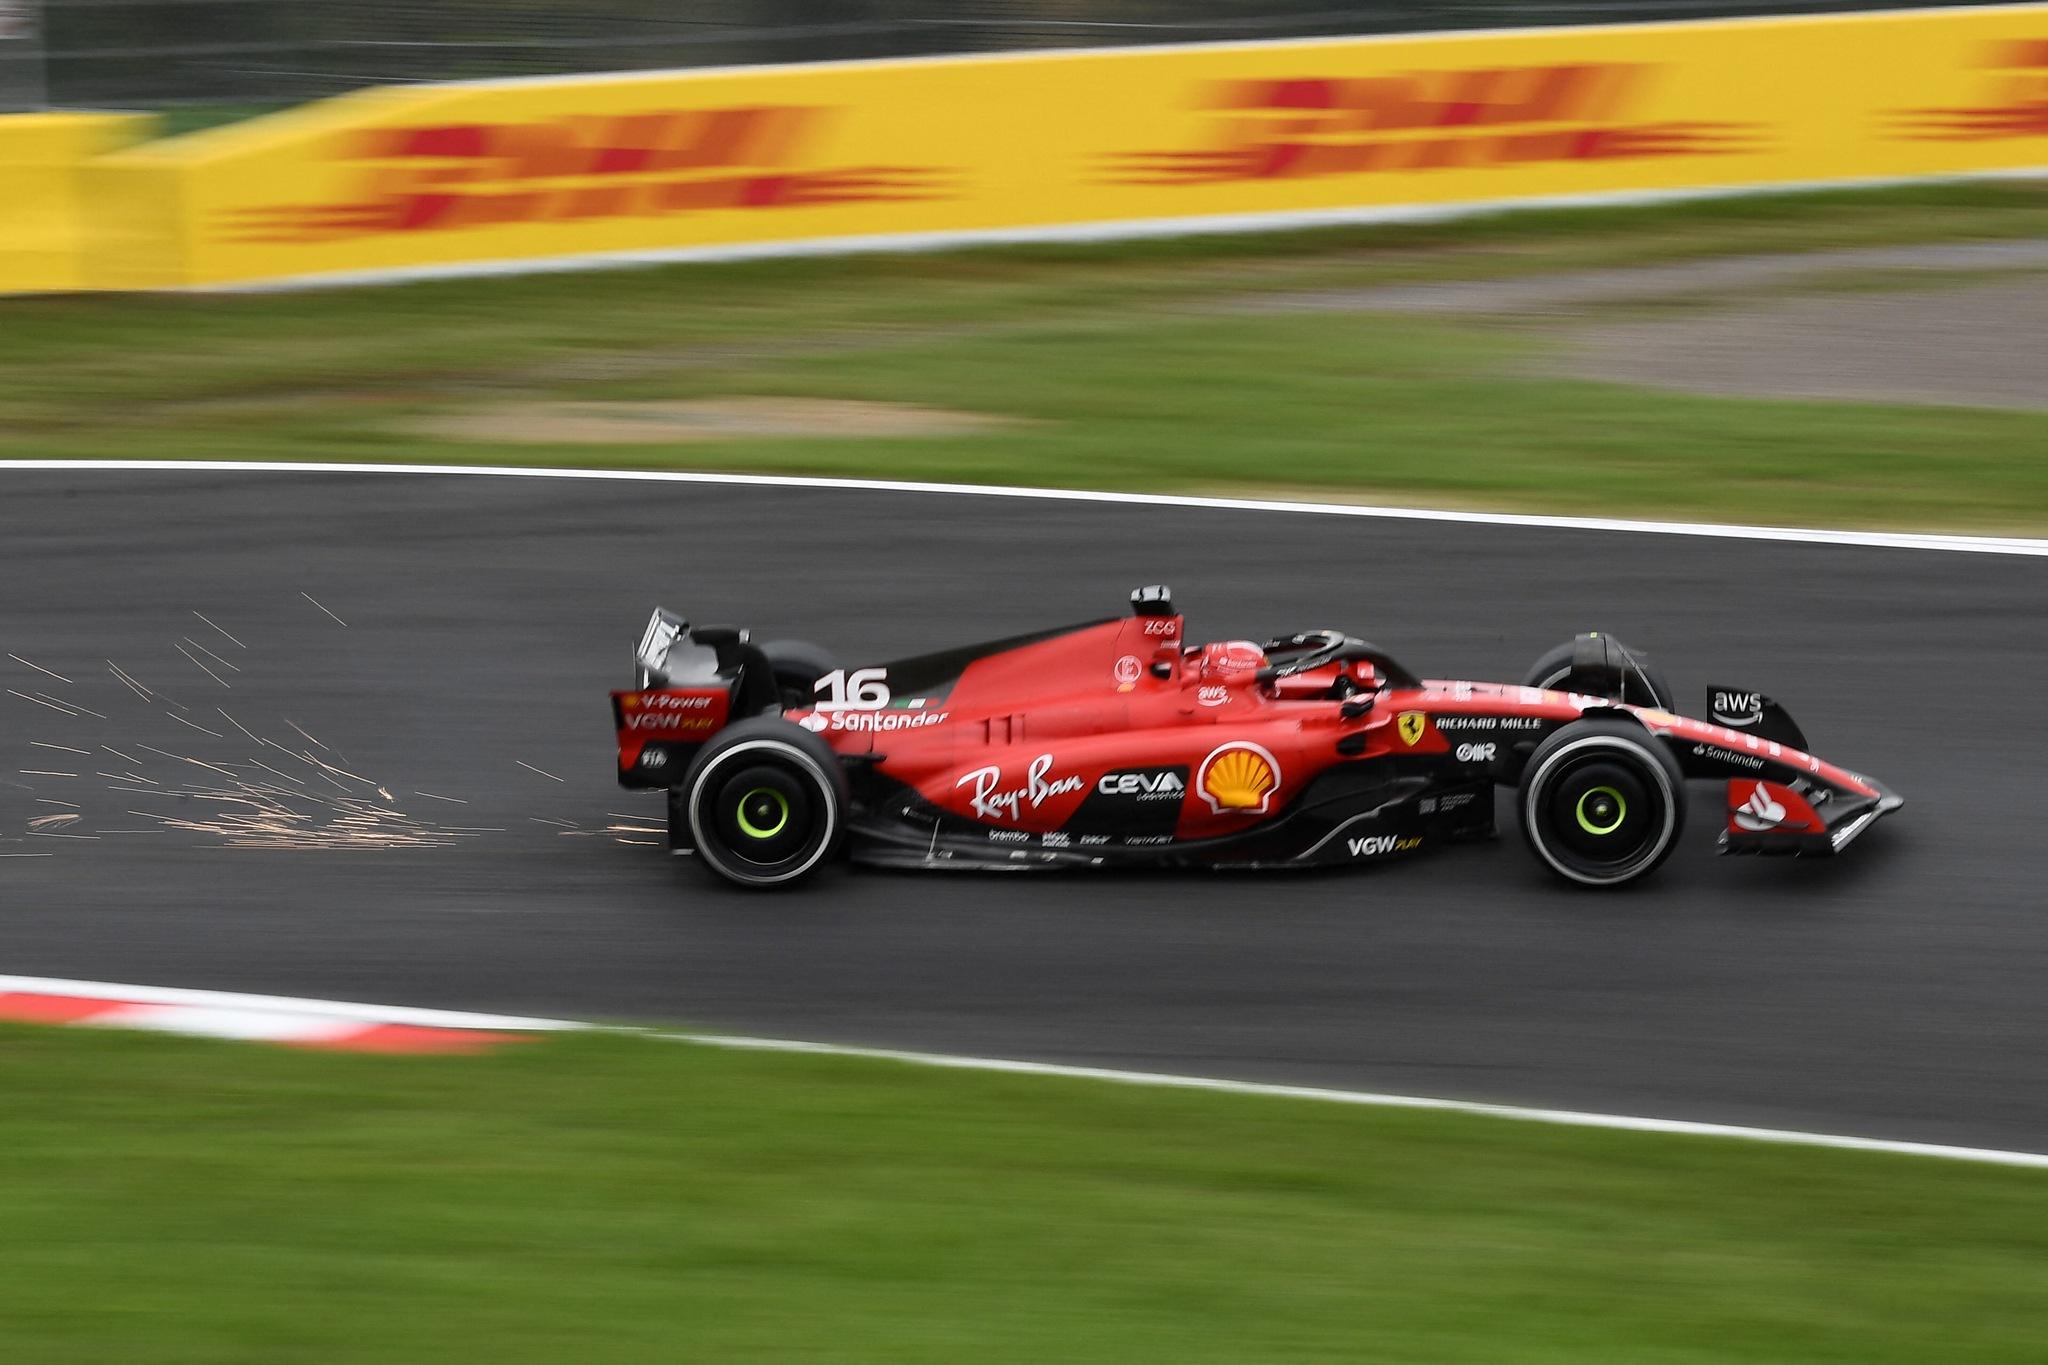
[1339,695,1376,720]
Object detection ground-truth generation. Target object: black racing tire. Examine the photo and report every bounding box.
[759,639,842,712]
[1524,639,1676,711]
[681,717,848,889]
[1517,719,1686,888]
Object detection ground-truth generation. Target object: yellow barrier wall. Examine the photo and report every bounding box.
[0,112,154,292]
[76,6,2048,287]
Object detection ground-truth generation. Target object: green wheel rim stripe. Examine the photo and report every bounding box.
[1575,786,1627,836]
[736,787,791,840]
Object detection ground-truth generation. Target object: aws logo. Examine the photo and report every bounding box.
[1197,742,1282,815]
[1891,39,2048,141]
[226,106,951,243]
[1101,65,1758,186]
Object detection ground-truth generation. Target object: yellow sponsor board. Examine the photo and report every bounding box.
[72,6,2048,287]
[0,112,154,292]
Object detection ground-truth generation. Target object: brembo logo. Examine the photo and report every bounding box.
[1102,65,1757,186]
[226,106,951,243]
[1711,691,1764,727]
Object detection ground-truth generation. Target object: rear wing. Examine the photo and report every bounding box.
[612,607,774,788]
[634,608,689,687]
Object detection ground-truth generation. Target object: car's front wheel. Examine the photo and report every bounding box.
[1523,636,1675,711]
[680,717,848,889]
[1517,719,1685,888]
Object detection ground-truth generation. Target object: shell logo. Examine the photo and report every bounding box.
[1197,742,1282,815]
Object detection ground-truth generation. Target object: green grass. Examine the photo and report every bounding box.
[5,180,2048,530]
[1,1023,2043,1364]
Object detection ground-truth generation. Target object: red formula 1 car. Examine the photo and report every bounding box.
[610,586,1901,889]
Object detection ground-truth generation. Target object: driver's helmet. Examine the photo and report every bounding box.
[1196,640,1267,689]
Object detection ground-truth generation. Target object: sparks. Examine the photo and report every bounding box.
[175,642,232,690]
[191,612,247,649]
[106,661,155,701]
[133,743,240,779]
[301,593,348,628]
[183,638,241,674]
[167,711,227,738]
[515,760,564,782]
[8,689,81,717]
[283,719,327,751]
[8,654,72,684]
[249,760,307,786]
[35,691,105,719]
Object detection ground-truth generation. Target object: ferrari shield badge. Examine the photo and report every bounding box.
[1397,712,1427,747]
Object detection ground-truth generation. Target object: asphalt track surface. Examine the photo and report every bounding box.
[4,468,2046,1151]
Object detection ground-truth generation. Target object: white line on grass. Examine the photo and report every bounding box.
[3,973,2044,1169]
[6,460,2048,557]
[669,1030,2048,1170]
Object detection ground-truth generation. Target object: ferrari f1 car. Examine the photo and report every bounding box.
[609,587,1900,889]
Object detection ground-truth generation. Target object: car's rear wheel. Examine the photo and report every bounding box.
[759,639,841,712]
[681,717,847,889]
[1518,719,1685,888]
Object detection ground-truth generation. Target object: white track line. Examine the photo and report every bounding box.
[6,460,2047,557]
[3,974,2043,1169]
[671,1031,2048,1170]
